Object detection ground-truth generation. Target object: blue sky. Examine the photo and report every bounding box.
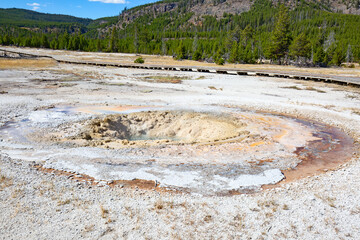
[0,0,158,19]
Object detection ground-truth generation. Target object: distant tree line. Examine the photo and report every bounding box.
[1,0,360,66]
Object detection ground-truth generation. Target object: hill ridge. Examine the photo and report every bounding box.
[0,8,92,26]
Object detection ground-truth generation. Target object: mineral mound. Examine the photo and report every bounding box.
[78,111,246,147]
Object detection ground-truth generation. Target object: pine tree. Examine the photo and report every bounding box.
[50,39,58,49]
[134,27,139,53]
[267,4,291,64]
[228,41,238,63]
[243,43,255,63]
[313,45,326,66]
[96,39,102,52]
[193,48,202,61]
[345,44,353,63]
[289,33,311,60]
[176,41,186,60]
[79,35,88,51]
[161,37,167,55]
[109,27,118,52]
[330,45,345,66]
[224,26,241,54]
[60,32,69,50]
[40,35,49,48]
[3,34,11,45]
[241,25,254,47]
[31,36,40,48]
[24,37,32,47]
[192,34,198,53]
[237,44,245,63]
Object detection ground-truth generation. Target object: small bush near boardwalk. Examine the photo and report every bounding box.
[134,57,145,64]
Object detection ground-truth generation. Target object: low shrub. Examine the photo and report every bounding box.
[215,58,225,65]
[134,57,145,64]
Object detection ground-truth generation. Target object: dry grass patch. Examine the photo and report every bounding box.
[97,81,127,86]
[154,199,165,210]
[0,172,13,190]
[315,193,337,208]
[350,206,360,215]
[142,75,186,84]
[280,85,303,90]
[58,83,77,87]
[100,205,109,218]
[353,110,360,115]
[58,76,83,81]
[230,213,245,229]
[346,94,360,100]
[0,58,57,69]
[57,199,71,206]
[282,204,290,210]
[11,188,24,199]
[203,215,212,222]
[57,70,105,80]
[153,199,188,213]
[280,85,326,93]
[208,86,223,90]
[305,86,326,93]
[257,200,279,217]
[83,224,95,233]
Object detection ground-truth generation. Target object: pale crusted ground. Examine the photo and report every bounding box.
[0,53,360,239]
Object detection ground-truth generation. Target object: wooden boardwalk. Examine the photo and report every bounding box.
[57,59,360,88]
[1,48,360,87]
[0,48,52,59]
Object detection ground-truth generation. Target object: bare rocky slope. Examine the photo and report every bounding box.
[119,0,360,26]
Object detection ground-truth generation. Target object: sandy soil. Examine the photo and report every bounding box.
[1,53,360,239]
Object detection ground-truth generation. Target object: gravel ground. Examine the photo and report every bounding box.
[1,55,360,239]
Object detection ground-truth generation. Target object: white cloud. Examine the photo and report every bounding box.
[88,0,126,3]
[27,2,40,6]
[27,3,40,11]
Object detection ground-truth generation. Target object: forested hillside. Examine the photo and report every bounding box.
[0,8,92,27]
[1,0,360,66]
